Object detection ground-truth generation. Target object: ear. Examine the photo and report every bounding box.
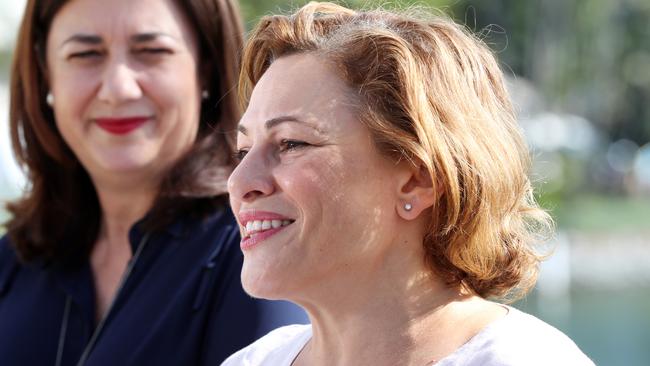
[200,58,213,94]
[395,162,438,220]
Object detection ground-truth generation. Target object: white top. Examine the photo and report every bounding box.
[221,306,595,366]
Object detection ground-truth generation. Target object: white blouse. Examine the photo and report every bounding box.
[221,306,595,366]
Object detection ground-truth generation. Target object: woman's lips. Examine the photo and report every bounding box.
[95,116,150,135]
[238,211,295,250]
[240,225,291,250]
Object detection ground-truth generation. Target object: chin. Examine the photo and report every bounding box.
[241,264,293,301]
[90,144,158,170]
[93,152,158,174]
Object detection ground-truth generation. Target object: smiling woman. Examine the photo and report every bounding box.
[223,2,595,366]
[229,53,404,299]
[46,0,203,188]
[0,0,306,365]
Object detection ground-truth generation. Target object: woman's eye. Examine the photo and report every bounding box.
[233,149,249,162]
[68,50,102,59]
[280,139,309,152]
[136,48,173,55]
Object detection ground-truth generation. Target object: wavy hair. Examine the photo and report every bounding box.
[239,2,553,301]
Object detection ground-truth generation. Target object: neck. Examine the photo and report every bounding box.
[293,234,505,366]
[94,179,158,254]
[89,180,158,323]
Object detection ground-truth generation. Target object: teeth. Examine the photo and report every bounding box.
[243,219,293,236]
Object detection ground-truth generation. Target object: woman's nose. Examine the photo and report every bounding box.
[228,149,276,203]
[97,59,142,105]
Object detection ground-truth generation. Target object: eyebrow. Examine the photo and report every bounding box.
[129,32,176,43]
[60,32,175,49]
[60,34,102,48]
[237,115,324,135]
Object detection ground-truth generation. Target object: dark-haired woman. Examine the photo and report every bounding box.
[0,0,305,365]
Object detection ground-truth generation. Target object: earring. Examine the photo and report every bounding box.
[404,203,413,211]
[46,92,54,106]
[201,90,209,100]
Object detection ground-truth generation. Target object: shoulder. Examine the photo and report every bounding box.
[221,324,312,366]
[0,234,13,255]
[439,306,595,366]
[192,206,240,245]
[202,205,238,229]
[168,205,240,259]
[196,207,241,265]
[0,234,11,255]
[0,235,21,297]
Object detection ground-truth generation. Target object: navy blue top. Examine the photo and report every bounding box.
[0,207,307,365]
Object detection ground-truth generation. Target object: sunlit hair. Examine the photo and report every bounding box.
[239,1,553,301]
[7,0,243,264]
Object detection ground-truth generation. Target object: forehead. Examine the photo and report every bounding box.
[48,0,190,41]
[241,53,357,129]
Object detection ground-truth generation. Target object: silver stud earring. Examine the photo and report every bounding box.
[46,92,54,106]
[404,203,413,211]
[201,90,209,100]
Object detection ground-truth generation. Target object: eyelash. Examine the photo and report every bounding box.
[279,139,309,152]
[233,139,310,162]
[233,149,248,162]
[136,48,173,55]
[69,50,102,59]
[68,48,172,59]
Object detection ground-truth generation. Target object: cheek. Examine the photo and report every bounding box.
[277,157,368,231]
[279,157,349,209]
[51,68,97,120]
[144,71,201,141]
[52,93,88,146]
[148,74,200,126]
[148,57,201,101]
[152,76,198,104]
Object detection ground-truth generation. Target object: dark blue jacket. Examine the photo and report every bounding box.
[0,207,307,365]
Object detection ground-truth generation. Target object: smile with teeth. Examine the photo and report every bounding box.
[243,219,293,238]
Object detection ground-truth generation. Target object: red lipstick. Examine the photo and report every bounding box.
[95,116,150,135]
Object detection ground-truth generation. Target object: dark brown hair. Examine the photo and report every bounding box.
[6,0,244,265]
[240,2,553,301]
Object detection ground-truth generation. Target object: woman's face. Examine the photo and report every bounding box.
[46,0,201,183]
[228,54,405,300]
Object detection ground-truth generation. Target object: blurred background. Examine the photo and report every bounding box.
[1,0,648,364]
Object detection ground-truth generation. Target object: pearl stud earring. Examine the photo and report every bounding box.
[46,92,54,106]
[404,203,412,211]
[201,90,209,100]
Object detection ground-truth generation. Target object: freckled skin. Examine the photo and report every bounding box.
[228,54,404,301]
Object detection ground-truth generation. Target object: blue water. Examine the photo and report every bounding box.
[515,287,650,366]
